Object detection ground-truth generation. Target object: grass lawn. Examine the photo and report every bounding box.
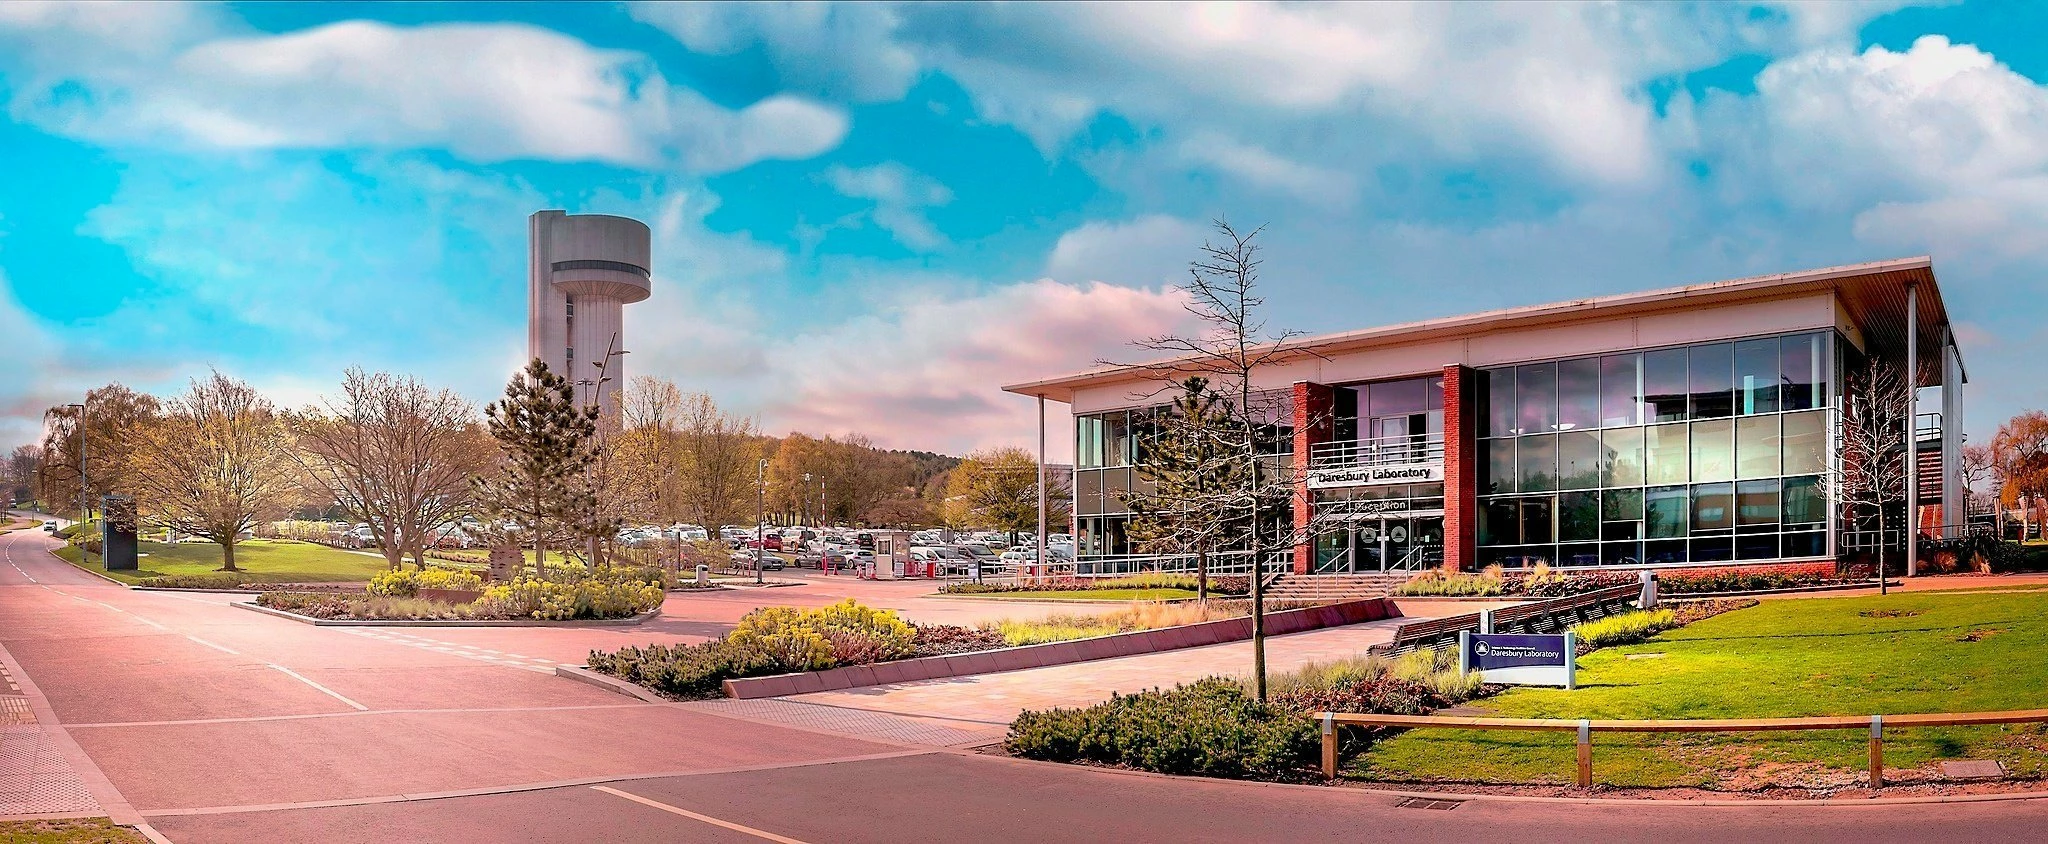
[0,818,149,843]
[960,588,1199,601]
[1354,591,2048,789]
[54,538,391,584]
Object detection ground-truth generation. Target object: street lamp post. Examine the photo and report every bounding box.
[67,402,88,562]
[755,458,768,585]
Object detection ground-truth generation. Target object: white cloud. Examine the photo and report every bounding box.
[1177,134,1356,209]
[629,2,919,102]
[1045,215,1207,287]
[1,17,849,172]
[824,163,953,251]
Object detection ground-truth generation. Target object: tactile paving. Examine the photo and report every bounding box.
[0,725,101,816]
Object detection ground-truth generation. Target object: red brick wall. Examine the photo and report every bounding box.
[1441,365,1478,572]
[1291,381,1334,574]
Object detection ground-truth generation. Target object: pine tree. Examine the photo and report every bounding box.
[471,359,599,570]
[1125,377,1253,602]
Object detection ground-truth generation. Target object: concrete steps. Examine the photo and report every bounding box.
[1263,572,1418,603]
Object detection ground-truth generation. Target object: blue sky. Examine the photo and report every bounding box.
[3,1,2047,460]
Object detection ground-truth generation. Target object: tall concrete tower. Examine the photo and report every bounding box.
[527,211,651,415]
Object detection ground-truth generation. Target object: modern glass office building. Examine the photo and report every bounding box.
[1007,257,1966,577]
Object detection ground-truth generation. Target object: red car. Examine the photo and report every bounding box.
[746,535,782,551]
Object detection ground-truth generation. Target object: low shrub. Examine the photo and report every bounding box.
[1006,678,1320,781]
[1393,570,1505,597]
[1515,571,1638,597]
[983,602,1241,646]
[1668,597,1758,625]
[136,573,254,589]
[586,640,773,699]
[476,576,664,620]
[1659,569,1830,594]
[910,624,1008,657]
[367,567,484,597]
[1571,608,1677,650]
[939,572,1250,596]
[1260,649,1488,716]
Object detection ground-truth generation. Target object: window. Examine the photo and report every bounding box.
[1600,353,1641,427]
[1518,434,1557,492]
[1519,497,1553,545]
[1645,423,1688,485]
[1737,479,1781,527]
[1601,427,1645,487]
[1105,412,1131,467]
[1690,418,1734,483]
[1076,470,1104,515]
[1781,333,1828,411]
[1558,431,1601,490]
[1646,485,1688,538]
[1692,482,1734,532]
[1736,415,1780,479]
[1559,491,1599,542]
[1481,499,1519,546]
[1484,439,1517,494]
[1783,475,1825,526]
[1734,338,1779,415]
[1689,343,1734,418]
[1484,368,1514,437]
[1077,416,1104,468]
[1644,348,1689,422]
[1782,411,1827,475]
[1516,363,1557,433]
[1558,358,1600,431]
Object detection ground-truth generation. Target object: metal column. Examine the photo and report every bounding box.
[1904,282,1918,578]
[1037,395,1048,578]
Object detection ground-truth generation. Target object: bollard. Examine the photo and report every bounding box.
[1869,715,1884,788]
[1576,720,1593,787]
[1321,713,1338,780]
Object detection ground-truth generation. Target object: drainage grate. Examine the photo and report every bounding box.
[1394,797,1463,811]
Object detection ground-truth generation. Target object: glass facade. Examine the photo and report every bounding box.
[1476,331,1834,568]
[1073,391,1294,558]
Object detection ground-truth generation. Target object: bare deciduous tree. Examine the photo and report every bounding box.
[1831,357,1910,588]
[292,369,491,571]
[130,372,299,572]
[1107,219,1325,701]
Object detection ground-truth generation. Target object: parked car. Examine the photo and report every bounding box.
[746,535,782,551]
[42,521,57,533]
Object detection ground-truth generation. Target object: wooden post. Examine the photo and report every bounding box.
[1869,715,1884,788]
[1322,713,1338,780]
[1576,720,1592,787]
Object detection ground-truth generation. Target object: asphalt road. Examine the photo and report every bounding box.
[5,527,2048,843]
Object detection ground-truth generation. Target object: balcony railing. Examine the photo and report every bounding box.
[1310,433,1445,469]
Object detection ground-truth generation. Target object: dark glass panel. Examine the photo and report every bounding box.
[1644,539,1688,565]
[1520,496,1554,545]
[1737,478,1781,526]
[1484,439,1517,495]
[1783,531,1826,558]
[1691,537,1735,562]
[1369,378,1429,417]
[1557,431,1601,490]
[1734,338,1780,415]
[1646,485,1688,538]
[1644,348,1690,422]
[1737,534,1779,561]
[1481,499,1519,546]
[1105,411,1131,467]
[1484,368,1514,438]
[1560,543,1601,567]
[1557,358,1601,431]
[1559,491,1599,542]
[1600,353,1641,428]
[1518,434,1557,492]
[1781,333,1827,411]
[1602,541,1643,566]
[1692,482,1734,532]
[1076,469,1104,516]
[1602,488,1644,522]
[1516,362,1557,434]
[1690,343,1734,419]
[1783,475,1825,526]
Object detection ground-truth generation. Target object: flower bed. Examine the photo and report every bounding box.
[940,573,1249,596]
[1397,564,1860,599]
[256,572,663,621]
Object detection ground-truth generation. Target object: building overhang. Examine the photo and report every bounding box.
[1004,256,1959,403]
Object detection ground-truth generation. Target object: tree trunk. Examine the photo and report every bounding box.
[220,539,239,572]
[1196,547,1209,603]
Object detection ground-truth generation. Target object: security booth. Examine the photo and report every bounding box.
[870,530,913,580]
[101,495,139,571]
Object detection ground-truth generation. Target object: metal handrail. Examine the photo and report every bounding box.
[1315,707,2048,787]
[1310,434,1444,469]
[1390,544,1442,571]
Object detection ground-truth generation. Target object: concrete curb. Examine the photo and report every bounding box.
[923,593,1204,604]
[720,598,1400,699]
[230,600,663,628]
[554,665,669,702]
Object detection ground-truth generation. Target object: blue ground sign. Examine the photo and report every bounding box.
[1459,631,1576,688]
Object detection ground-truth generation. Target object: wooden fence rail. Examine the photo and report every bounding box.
[1316,709,2048,787]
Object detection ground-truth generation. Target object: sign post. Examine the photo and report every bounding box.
[1461,631,1576,689]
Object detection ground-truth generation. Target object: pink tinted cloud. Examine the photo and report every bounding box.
[759,279,1200,459]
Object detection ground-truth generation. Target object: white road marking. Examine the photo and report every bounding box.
[184,635,241,655]
[267,663,369,711]
[10,564,35,583]
[591,786,811,843]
